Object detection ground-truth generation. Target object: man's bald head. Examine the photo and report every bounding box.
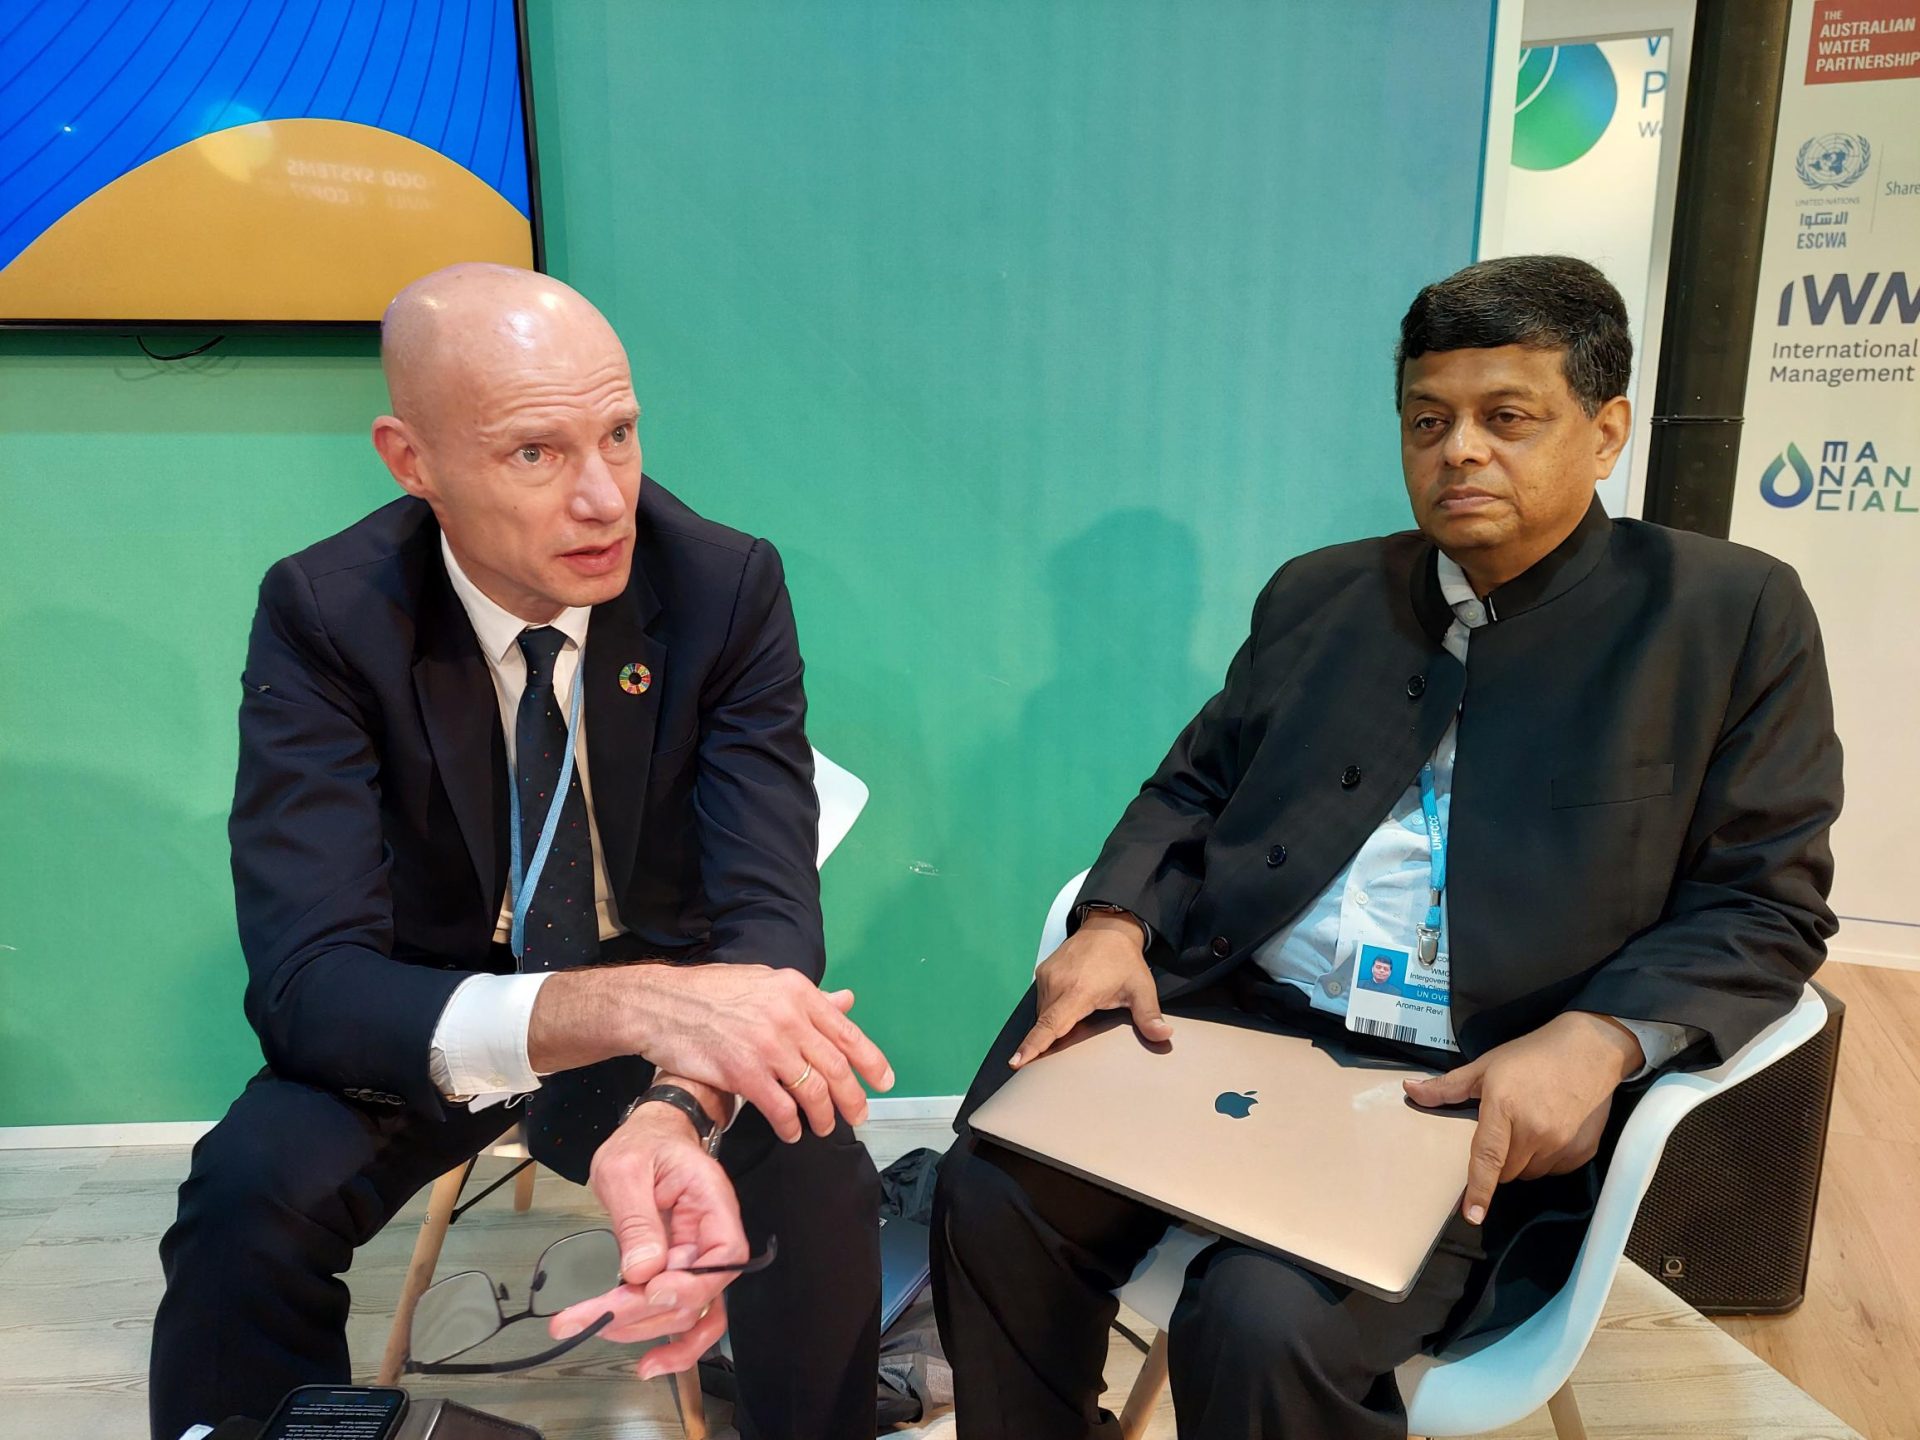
[381,264,624,441]
[370,264,643,622]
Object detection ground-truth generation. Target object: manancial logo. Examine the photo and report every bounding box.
[1796,133,1872,190]
[1761,440,1917,514]
[1513,44,1617,171]
[1760,443,1815,507]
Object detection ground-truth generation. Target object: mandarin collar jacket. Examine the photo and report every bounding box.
[1078,500,1841,1065]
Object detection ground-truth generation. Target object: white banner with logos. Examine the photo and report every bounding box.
[1498,33,1672,517]
[1728,0,1920,968]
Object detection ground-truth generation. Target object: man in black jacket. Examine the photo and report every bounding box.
[932,255,1842,1438]
[150,265,893,1440]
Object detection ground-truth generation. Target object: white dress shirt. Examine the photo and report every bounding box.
[427,535,625,1107]
[1253,552,1697,1079]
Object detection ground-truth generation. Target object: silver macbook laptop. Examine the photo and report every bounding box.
[969,1015,1477,1301]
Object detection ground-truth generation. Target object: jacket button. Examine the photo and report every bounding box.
[1341,765,1363,788]
[1211,936,1232,958]
[1267,843,1288,867]
[1407,674,1426,698]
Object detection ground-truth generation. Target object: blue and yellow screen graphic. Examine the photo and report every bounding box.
[0,0,537,323]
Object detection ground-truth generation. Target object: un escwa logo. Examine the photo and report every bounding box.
[1762,439,1916,513]
[1796,133,1872,190]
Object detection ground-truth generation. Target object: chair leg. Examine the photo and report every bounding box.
[512,1161,536,1213]
[1546,1380,1588,1440]
[376,1164,470,1385]
[1118,1330,1170,1440]
[670,1365,709,1439]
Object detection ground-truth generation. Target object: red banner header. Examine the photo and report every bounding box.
[1807,0,1920,83]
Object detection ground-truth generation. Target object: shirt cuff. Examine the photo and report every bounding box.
[429,972,554,1111]
[1611,1016,1701,1081]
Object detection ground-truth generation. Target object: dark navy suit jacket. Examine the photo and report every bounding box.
[229,480,822,1123]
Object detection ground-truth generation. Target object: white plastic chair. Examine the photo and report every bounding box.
[813,747,870,866]
[1025,872,1832,1440]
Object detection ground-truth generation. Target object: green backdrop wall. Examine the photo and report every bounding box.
[0,0,1496,1125]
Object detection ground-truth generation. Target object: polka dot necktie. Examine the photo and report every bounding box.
[517,626,640,1177]
[512,626,596,972]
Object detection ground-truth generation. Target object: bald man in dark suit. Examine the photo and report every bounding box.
[151,265,893,1440]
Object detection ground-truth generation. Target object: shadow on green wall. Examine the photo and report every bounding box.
[831,506,1219,1089]
[0,607,255,1124]
[0,330,380,434]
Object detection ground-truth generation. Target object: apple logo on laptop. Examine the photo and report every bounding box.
[1215,1090,1258,1119]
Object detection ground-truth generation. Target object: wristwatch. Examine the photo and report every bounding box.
[619,1084,725,1156]
[1076,901,1151,948]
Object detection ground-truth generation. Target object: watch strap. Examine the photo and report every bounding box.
[1075,901,1151,948]
[620,1084,723,1154]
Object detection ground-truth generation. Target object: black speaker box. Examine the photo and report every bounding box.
[1625,981,1844,1314]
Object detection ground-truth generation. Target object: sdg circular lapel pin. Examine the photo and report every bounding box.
[619,662,652,696]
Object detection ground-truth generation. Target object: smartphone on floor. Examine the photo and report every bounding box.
[259,1385,408,1440]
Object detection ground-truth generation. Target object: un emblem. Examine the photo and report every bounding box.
[1796,133,1871,190]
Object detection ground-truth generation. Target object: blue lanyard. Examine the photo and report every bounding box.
[1416,761,1447,963]
[508,663,584,963]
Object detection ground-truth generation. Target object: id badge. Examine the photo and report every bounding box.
[1345,942,1459,1051]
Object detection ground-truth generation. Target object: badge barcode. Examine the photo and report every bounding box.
[1353,1017,1418,1045]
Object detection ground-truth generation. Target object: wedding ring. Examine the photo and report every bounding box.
[781,1063,815,1091]
[697,1303,712,1321]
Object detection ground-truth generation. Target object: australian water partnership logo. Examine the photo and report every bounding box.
[1760,439,1915,514]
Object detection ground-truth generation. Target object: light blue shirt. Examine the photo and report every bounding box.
[1253,552,1695,1076]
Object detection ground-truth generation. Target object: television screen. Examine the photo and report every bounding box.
[0,0,541,326]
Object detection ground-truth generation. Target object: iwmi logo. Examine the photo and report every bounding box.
[1777,272,1920,326]
[1795,133,1872,190]
[1761,440,1916,514]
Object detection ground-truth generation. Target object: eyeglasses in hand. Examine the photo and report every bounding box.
[405,1228,779,1375]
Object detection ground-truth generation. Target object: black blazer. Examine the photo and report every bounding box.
[945,501,1842,1344]
[229,480,821,1121]
[1079,501,1842,1062]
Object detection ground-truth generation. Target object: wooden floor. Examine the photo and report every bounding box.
[0,1138,1859,1440]
[2,965,1916,1438]
[1713,962,1920,1440]
[911,1264,1866,1440]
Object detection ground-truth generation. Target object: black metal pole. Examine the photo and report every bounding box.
[1643,0,1797,536]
